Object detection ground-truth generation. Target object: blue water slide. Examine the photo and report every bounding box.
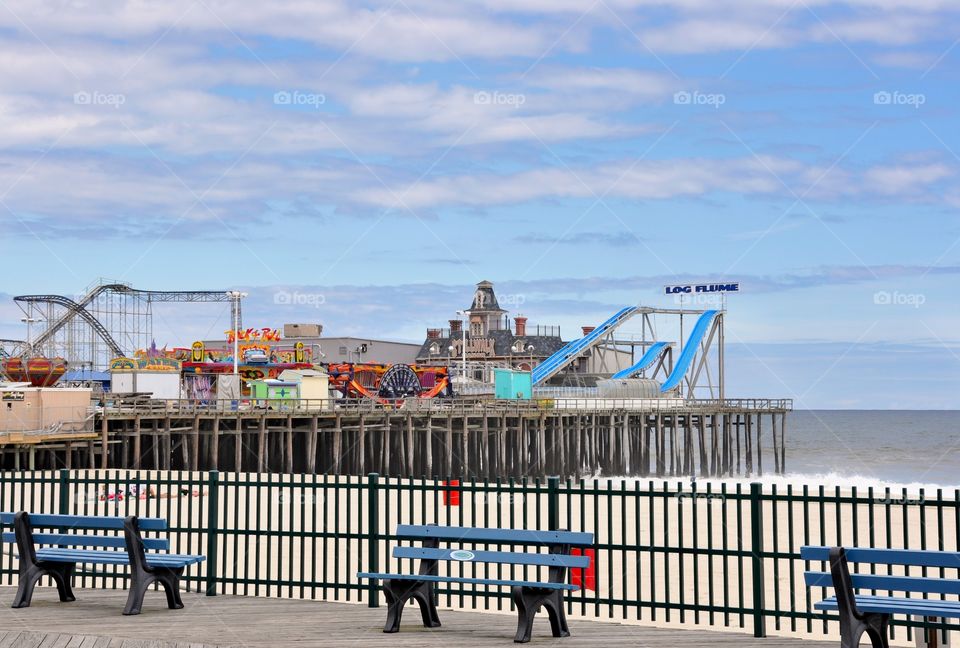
[611,341,670,379]
[532,306,638,385]
[659,310,718,393]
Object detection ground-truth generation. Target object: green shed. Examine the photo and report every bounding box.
[248,379,299,409]
[494,369,532,400]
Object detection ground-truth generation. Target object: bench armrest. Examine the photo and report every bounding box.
[828,546,865,620]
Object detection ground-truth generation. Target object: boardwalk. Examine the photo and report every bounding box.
[0,587,836,648]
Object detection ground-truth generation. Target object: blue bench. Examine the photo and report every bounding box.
[1,511,205,615]
[803,545,960,648]
[358,524,594,643]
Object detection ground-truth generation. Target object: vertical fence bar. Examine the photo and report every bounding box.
[368,472,380,608]
[58,469,70,516]
[205,470,219,596]
[547,476,559,531]
[750,482,766,637]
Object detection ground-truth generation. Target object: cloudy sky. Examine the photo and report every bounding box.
[1,0,958,408]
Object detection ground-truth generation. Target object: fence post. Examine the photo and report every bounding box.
[367,472,380,608]
[58,469,70,515]
[750,482,766,637]
[205,470,219,597]
[547,476,560,530]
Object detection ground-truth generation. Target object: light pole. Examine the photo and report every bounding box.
[225,291,248,376]
[20,316,42,353]
[456,309,468,381]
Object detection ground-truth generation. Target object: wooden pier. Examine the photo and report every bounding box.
[0,587,832,648]
[0,399,791,478]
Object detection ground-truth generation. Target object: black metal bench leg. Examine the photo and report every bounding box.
[382,579,441,633]
[49,562,76,603]
[863,613,890,648]
[157,567,185,610]
[542,589,570,638]
[12,564,44,608]
[512,586,539,643]
[838,612,889,648]
[123,569,157,616]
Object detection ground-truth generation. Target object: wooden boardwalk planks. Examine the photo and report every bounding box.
[0,587,833,648]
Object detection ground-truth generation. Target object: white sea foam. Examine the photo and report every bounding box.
[594,472,959,495]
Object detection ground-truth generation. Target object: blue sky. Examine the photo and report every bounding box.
[0,1,958,408]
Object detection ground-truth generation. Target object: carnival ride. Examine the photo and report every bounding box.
[531,306,725,399]
[611,341,672,379]
[1,356,68,387]
[11,279,236,371]
[326,363,451,403]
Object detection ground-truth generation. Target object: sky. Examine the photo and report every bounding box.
[0,0,958,408]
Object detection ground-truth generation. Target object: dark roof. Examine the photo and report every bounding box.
[417,329,565,361]
[468,280,506,313]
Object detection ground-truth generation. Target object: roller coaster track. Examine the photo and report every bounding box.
[15,293,124,356]
[14,283,236,357]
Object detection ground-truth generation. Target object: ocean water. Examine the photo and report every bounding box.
[753,410,960,491]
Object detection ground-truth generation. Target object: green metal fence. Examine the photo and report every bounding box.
[1,470,958,644]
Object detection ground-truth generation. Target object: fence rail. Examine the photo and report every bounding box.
[95,397,793,415]
[0,470,953,645]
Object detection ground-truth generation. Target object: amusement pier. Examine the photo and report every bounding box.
[0,279,790,476]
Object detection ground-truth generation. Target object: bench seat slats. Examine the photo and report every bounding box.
[805,571,960,596]
[396,525,593,547]
[393,546,590,569]
[801,545,960,570]
[35,548,205,567]
[0,512,167,531]
[357,572,578,591]
[815,595,960,618]
[2,531,168,551]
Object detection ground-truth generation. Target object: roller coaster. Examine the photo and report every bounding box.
[12,279,236,370]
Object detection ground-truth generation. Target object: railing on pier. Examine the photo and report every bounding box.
[96,396,793,415]
[0,470,951,645]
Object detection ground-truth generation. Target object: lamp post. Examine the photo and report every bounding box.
[225,291,248,376]
[456,309,468,381]
[20,316,42,351]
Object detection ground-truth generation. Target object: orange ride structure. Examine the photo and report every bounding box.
[1,356,68,387]
[326,363,451,404]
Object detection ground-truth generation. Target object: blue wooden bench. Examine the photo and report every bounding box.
[1,511,205,615]
[803,545,960,648]
[358,524,594,643]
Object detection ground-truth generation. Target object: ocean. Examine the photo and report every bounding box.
[744,409,960,491]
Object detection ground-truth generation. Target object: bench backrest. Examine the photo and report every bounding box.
[396,524,593,547]
[0,512,170,551]
[393,525,593,574]
[802,545,960,596]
